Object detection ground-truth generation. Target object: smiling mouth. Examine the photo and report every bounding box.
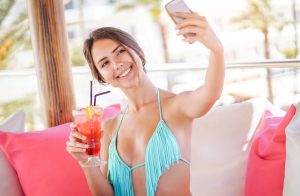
[117,65,132,79]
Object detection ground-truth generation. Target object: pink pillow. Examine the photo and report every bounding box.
[0,123,91,196]
[245,105,296,196]
[102,104,121,121]
[0,104,121,196]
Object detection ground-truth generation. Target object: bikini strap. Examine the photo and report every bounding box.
[180,158,191,165]
[115,105,128,137]
[157,89,163,120]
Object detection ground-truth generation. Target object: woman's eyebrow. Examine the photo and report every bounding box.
[112,44,122,54]
[97,44,122,65]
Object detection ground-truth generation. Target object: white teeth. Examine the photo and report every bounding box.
[119,68,131,78]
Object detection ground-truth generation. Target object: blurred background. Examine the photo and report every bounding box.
[0,0,299,130]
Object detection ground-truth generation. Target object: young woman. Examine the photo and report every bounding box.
[66,11,224,196]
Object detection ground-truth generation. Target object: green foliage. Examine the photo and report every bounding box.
[230,0,285,32]
[230,0,288,60]
[0,93,38,130]
[117,3,137,10]
[0,0,16,25]
[116,0,162,21]
[0,0,30,70]
[281,48,298,59]
[0,0,92,69]
[71,44,86,66]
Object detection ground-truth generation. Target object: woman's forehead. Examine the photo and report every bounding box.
[93,39,120,51]
[91,39,122,59]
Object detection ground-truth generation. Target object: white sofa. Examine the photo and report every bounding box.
[0,99,298,196]
[190,98,286,196]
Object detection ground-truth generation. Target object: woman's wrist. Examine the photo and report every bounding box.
[211,41,224,55]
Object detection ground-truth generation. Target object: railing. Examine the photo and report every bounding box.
[0,59,299,77]
[0,59,299,130]
[147,59,300,72]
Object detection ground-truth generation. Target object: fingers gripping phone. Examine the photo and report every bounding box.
[165,0,191,24]
[165,0,194,37]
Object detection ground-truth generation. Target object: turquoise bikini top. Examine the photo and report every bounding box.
[107,89,190,196]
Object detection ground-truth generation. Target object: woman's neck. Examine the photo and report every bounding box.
[121,77,157,112]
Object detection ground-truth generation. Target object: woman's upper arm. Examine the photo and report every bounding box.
[172,89,217,120]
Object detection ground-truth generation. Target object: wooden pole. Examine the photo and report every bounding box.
[27,0,75,127]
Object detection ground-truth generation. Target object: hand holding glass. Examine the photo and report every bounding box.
[72,106,105,167]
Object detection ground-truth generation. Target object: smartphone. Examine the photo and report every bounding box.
[165,0,192,24]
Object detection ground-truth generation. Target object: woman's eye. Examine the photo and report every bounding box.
[101,61,109,68]
[117,49,126,55]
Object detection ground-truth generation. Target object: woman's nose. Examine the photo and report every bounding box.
[114,62,123,70]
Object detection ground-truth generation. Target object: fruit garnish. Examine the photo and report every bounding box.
[85,106,101,119]
[85,106,93,120]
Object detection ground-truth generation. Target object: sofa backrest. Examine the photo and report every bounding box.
[190,98,283,196]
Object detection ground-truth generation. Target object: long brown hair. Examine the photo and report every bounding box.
[83,27,146,84]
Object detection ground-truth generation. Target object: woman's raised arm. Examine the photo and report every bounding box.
[172,11,225,119]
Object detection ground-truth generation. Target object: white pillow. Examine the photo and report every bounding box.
[0,111,25,132]
[190,98,282,196]
[0,111,25,196]
[283,103,300,196]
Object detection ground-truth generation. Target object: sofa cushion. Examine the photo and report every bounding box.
[0,123,92,196]
[283,103,300,196]
[0,111,26,196]
[0,104,120,196]
[190,98,282,196]
[245,104,296,196]
[0,111,25,133]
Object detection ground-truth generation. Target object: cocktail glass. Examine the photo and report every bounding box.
[72,106,106,167]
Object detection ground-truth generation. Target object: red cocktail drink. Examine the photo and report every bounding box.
[72,106,105,167]
[74,113,102,155]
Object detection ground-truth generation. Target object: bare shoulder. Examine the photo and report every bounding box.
[159,88,190,107]
[159,89,193,121]
[159,88,176,99]
[159,89,180,111]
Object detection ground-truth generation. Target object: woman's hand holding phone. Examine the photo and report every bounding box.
[165,0,223,52]
[173,11,223,52]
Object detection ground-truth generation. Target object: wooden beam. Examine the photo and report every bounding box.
[27,0,75,127]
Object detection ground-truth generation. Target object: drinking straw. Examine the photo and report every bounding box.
[90,80,93,106]
[93,91,111,106]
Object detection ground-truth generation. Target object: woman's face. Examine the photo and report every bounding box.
[91,39,144,88]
